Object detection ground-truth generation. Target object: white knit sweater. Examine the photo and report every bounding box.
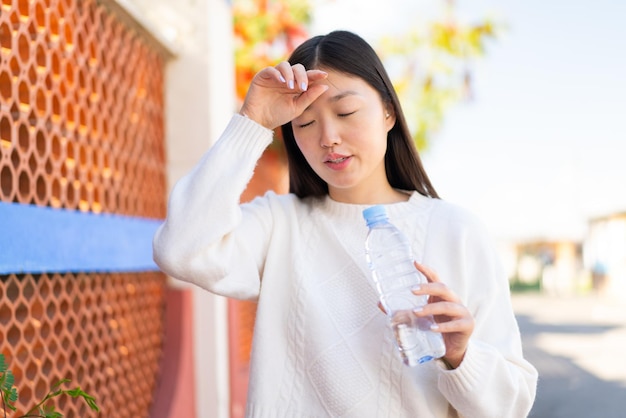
[153,114,538,418]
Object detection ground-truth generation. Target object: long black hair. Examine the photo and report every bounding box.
[281,30,439,199]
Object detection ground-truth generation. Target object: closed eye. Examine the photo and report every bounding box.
[297,110,356,128]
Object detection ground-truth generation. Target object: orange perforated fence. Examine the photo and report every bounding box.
[0,0,166,216]
[0,272,166,416]
[0,0,168,417]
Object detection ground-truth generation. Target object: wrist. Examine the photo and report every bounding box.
[439,357,456,370]
[238,108,272,130]
[441,351,466,370]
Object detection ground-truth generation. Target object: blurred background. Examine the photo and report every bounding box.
[316,2,626,417]
[1,0,624,417]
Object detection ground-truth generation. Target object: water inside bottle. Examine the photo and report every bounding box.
[391,310,445,366]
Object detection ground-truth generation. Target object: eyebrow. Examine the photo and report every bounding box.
[330,90,359,102]
[303,90,359,112]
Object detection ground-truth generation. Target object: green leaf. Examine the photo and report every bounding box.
[42,403,59,416]
[51,379,71,389]
[65,387,83,397]
[0,354,18,414]
[9,387,18,402]
[85,396,100,412]
[1,369,14,390]
[2,391,17,412]
[3,402,17,412]
[0,353,7,373]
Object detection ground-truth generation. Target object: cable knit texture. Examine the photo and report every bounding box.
[153,114,538,418]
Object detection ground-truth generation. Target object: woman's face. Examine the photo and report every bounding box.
[291,70,397,204]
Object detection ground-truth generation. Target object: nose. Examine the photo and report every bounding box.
[319,120,341,149]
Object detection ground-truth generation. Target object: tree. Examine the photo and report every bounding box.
[233,0,311,101]
[233,0,498,151]
[377,1,498,150]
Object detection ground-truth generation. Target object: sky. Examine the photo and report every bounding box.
[311,0,626,243]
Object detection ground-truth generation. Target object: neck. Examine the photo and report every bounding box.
[328,186,410,205]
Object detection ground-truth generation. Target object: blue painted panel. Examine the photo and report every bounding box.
[0,202,163,274]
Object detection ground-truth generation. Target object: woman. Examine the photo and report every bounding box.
[153,30,537,417]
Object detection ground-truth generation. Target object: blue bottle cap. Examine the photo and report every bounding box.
[363,205,388,226]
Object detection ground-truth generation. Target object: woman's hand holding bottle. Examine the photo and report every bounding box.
[412,261,475,369]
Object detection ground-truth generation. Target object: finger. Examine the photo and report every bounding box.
[428,317,475,334]
[275,61,294,88]
[250,66,283,87]
[413,261,441,283]
[306,69,329,82]
[412,282,461,303]
[292,63,308,91]
[414,300,467,317]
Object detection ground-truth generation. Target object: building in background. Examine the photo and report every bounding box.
[584,212,626,300]
[500,208,626,302]
[506,239,585,296]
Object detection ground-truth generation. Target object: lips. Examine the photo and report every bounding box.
[324,153,350,163]
[324,153,352,170]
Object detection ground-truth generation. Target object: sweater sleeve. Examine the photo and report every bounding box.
[152,114,274,300]
[423,203,538,418]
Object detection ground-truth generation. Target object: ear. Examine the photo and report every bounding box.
[384,104,396,132]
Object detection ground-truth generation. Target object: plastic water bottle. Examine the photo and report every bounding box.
[363,205,446,366]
